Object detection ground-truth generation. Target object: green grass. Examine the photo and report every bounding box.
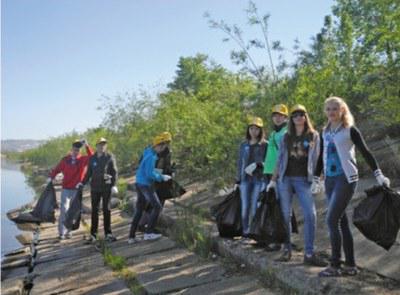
[170,208,213,258]
[98,239,146,294]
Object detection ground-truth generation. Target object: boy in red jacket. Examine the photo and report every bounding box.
[48,139,93,239]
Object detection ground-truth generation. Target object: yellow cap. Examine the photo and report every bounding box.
[290,104,307,114]
[271,104,288,116]
[153,132,172,146]
[96,137,107,145]
[248,117,263,128]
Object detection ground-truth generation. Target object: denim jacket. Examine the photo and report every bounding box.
[236,140,267,183]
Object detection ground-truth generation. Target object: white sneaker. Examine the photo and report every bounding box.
[143,233,162,241]
[128,238,139,245]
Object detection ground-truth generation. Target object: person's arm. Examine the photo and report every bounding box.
[315,133,324,177]
[236,143,243,184]
[49,158,65,179]
[271,134,287,181]
[82,157,93,185]
[145,154,163,182]
[85,144,94,157]
[109,155,118,187]
[350,127,379,171]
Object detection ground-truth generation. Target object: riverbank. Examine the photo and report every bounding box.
[2,180,275,294]
[2,163,400,294]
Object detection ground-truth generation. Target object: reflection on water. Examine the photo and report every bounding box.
[1,158,35,255]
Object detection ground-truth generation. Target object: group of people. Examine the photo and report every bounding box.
[48,132,174,245]
[236,96,390,277]
[48,95,391,278]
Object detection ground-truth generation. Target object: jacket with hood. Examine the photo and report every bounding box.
[136,146,163,186]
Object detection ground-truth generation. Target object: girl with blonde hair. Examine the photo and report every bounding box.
[316,96,390,277]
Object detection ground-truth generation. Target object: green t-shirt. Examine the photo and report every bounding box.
[263,126,287,174]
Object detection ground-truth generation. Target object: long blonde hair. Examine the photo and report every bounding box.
[324,96,355,128]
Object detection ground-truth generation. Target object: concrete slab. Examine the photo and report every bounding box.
[137,261,227,294]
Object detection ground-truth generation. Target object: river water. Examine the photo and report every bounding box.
[1,158,35,256]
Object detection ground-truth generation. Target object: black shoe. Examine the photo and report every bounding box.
[319,266,342,277]
[276,250,292,262]
[304,254,328,267]
[105,234,117,242]
[265,244,281,252]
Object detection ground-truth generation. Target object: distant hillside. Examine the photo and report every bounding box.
[1,139,45,153]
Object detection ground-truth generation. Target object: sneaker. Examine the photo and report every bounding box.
[128,238,139,245]
[143,233,162,241]
[88,234,97,242]
[318,266,342,277]
[105,234,117,242]
[276,250,292,262]
[342,265,359,276]
[304,254,328,267]
[265,243,281,252]
[59,235,66,240]
[65,232,72,239]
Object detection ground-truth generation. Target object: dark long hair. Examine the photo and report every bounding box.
[286,112,316,144]
[246,125,265,142]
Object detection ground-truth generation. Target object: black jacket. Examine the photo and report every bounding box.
[83,152,118,192]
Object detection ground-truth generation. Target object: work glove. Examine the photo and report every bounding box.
[244,163,257,176]
[104,174,112,184]
[162,174,172,182]
[375,169,390,187]
[76,182,83,189]
[111,186,119,195]
[266,180,276,192]
[311,176,323,194]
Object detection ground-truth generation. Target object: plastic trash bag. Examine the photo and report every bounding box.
[249,188,287,243]
[138,180,186,229]
[155,179,186,201]
[353,185,400,250]
[30,183,58,223]
[10,212,42,224]
[212,188,242,238]
[64,188,83,231]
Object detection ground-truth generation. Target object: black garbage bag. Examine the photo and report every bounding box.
[31,183,58,223]
[353,185,400,250]
[64,188,83,231]
[10,212,42,224]
[155,179,186,201]
[249,188,287,243]
[291,210,299,234]
[212,188,242,238]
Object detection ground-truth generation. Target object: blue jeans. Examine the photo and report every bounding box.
[278,176,316,255]
[240,179,265,235]
[325,174,357,267]
[129,184,162,238]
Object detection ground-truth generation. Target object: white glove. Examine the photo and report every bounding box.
[311,176,322,194]
[266,180,276,192]
[47,177,53,184]
[76,182,83,189]
[244,163,257,176]
[111,186,119,195]
[376,175,390,187]
[162,174,172,182]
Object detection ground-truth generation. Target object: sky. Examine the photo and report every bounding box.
[1,0,334,140]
